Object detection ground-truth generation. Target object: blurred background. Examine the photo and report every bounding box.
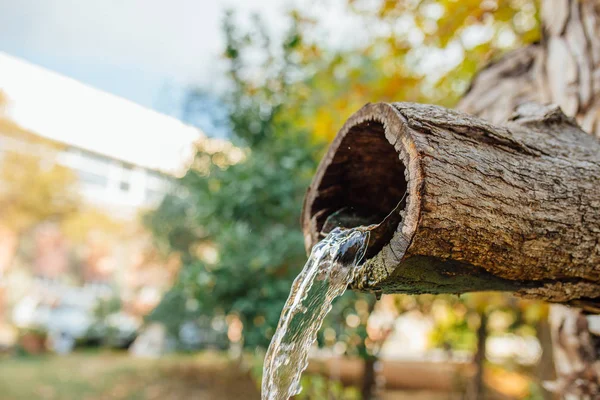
[0,1,552,399]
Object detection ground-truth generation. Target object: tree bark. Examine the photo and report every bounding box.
[536,316,560,400]
[545,305,599,398]
[302,101,600,312]
[458,0,600,138]
[302,0,600,395]
[457,0,600,396]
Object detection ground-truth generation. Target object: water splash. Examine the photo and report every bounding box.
[262,227,370,400]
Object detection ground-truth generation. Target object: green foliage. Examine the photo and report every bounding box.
[93,296,122,320]
[146,288,197,337]
[422,292,546,352]
[146,11,319,349]
[298,374,361,400]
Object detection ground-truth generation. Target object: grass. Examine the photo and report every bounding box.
[0,350,260,400]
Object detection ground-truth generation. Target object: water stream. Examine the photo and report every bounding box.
[261,227,370,400]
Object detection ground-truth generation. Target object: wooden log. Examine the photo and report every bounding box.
[301,102,600,312]
[457,0,600,393]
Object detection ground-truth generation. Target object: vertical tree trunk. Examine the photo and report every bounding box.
[471,312,488,400]
[536,317,559,400]
[360,296,378,400]
[361,357,376,400]
[545,306,599,398]
[458,0,600,138]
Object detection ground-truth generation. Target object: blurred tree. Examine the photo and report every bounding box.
[0,102,80,234]
[0,92,80,271]
[286,0,540,143]
[0,91,81,322]
[0,152,79,231]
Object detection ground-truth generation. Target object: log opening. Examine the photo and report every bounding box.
[302,102,600,312]
[302,103,421,263]
[311,119,407,235]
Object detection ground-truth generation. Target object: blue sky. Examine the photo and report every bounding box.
[0,0,286,114]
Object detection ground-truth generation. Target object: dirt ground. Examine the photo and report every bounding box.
[0,350,260,400]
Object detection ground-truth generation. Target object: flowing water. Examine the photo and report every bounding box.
[262,227,370,400]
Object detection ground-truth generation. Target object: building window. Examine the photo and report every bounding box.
[119,163,133,192]
[77,170,108,187]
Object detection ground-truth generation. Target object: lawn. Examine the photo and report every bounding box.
[0,350,260,400]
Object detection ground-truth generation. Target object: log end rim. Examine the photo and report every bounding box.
[301,102,424,289]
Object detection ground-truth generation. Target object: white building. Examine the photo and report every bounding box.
[0,52,225,217]
[0,129,172,215]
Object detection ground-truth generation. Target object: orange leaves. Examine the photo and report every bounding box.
[289,0,541,145]
[0,150,80,233]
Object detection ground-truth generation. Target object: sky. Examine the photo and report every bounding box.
[0,0,288,113]
[0,0,362,173]
[0,0,293,172]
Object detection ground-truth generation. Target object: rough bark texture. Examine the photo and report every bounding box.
[459,0,600,137]
[536,317,560,400]
[302,0,600,395]
[458,0,600,396]
[545,306,599,398]
[302,101,600,311]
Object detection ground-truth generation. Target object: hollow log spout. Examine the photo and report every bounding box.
[301,102,600,312]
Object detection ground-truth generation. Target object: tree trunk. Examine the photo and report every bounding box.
[536,316,559,400]
[302,101,600,312]
[360,295,379,400]
[470,312,488,400]
[361,357,376,400]
[458,0,600,138]
[544,306,599,398]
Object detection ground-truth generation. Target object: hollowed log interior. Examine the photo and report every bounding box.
[311,120,407,236]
